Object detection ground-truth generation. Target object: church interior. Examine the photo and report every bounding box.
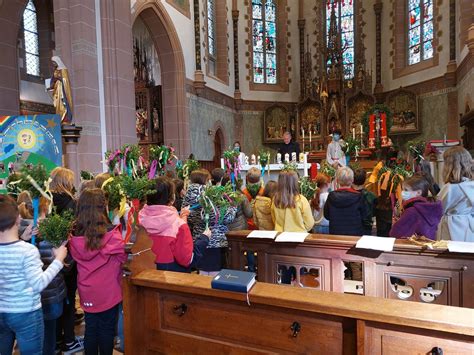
[0,0,473,354]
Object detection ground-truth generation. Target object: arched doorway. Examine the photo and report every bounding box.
[213,128,224,169]
[131,2,190,158]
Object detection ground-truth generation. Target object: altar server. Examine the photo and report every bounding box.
[326,129,346,168]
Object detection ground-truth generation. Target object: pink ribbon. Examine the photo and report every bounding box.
[148,160,158,179]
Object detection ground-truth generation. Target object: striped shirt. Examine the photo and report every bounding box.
[0,240,63,313]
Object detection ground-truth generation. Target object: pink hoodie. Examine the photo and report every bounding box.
[139,204,194,266]
[69,226,126,313]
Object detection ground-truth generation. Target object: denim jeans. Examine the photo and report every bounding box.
[43,302,63,355]
[313,225,330,234]
[84,304,119,355]
[116,303,124,352]
[0,308,44,355]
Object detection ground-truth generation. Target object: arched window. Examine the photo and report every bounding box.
[23,0,40,76]
[407,0,433,65]
[252,0,277,84]
[207,0,216,59]
[326,0,355,80]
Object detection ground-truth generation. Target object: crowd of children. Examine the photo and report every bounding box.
[0,145,472,354]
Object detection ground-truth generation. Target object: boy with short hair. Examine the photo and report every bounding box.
[241,167,264,229]
[0,195,67,355]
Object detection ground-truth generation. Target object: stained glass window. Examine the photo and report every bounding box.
[23,0,40,76]
[408,0,433,65]
[326,0,355,79]
[252,0,277,84]
[207,0,216,58]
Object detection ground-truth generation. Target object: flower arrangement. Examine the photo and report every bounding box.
[102,176,125,213]
[199,183,243,228]
[149,145,176,178]
[378,159,413,191]
[38,211,74,247]
[18,164,49,199]
[281,161,298,173]
[223,148,241,187]
[120,175,156,202]
[105,149,122,174]
[299,177,317,200]
[176,159,200,180]
[342,136,361,157]
[258,150,270,168]
[320,160,336,179]
[80,170,94,181]
[6,173,22,198]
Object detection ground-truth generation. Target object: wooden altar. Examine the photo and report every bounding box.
[123,270,474,354]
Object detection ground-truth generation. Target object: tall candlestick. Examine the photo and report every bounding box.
[309,130,312,145]
[352,128,355,140]
[360,123,363,136]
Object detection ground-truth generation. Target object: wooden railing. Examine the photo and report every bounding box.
[226,231,474,308]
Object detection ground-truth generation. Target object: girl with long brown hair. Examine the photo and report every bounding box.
[436,146,473,241]
[271,170,314,232]
[69,188,126,355]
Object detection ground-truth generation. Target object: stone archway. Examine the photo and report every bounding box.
[0,0,28,115]
[131,1,190,158]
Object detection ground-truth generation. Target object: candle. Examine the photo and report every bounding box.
[284,153,289,163]
[360,123,363,136]
[291,152,297,162]
[277,153,282,164]
[309,130,312,145]
[352,128,355,140]
[299,152,305,163]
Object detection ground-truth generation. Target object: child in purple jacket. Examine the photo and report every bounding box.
[389,174,443,240]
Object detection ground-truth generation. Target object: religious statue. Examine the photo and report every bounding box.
[49,56,73,125]
[136,109,147,141]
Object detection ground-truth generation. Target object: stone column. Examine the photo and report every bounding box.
[53,0,136,173]
[373,1,383,95]
[232,9,241,103]
[0,0,27,116]
[62,125,82,187]
[193,0,205,94]
[298,19,305,100]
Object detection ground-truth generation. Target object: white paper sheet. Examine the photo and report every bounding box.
[448,241,474,253]
[274,232,309,243]
[355,235,396,252]
[246,231,278,239]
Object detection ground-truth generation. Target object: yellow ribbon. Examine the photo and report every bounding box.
[369,161,384,184]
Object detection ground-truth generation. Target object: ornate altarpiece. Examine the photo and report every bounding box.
[385,87,419,135]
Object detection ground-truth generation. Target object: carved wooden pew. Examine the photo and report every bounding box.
[226,231,474,308]
[123,269,474,354]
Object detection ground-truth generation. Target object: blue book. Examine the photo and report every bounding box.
[211,269,256,293]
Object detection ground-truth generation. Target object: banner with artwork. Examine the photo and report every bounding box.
[0,115,62,192]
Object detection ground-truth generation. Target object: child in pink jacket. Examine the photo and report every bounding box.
[69,188,126,355]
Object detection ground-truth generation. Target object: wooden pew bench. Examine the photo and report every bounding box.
[123,270,474,354]
[226,231,474,308]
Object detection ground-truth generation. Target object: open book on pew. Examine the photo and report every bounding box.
[356,235,396,252]
[246,230,278,239]
[274,232,309,243]
[211,269,256,293]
